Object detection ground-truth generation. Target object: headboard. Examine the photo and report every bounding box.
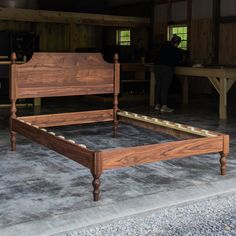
[10,52,120,100]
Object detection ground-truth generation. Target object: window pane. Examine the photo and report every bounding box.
[116,29,131,46]
[168,25,188,50]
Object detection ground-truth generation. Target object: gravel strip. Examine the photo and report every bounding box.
[57,191,236,236]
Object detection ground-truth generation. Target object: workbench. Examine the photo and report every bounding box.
[150,65,236,120]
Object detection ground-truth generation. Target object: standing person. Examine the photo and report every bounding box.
[154,34,185,113]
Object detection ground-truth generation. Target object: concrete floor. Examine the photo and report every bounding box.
[0,95,236,236]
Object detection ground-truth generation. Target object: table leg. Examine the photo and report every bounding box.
[34,98,41,114]
[150,72,155,107]
[219,78,227,120]
[182,77,189,105]
[34,98,41,107]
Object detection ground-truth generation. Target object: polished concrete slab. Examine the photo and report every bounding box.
[0,96,236,236]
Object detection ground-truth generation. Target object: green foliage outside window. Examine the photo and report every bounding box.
[169,26,188,50]
[116,29,131,46]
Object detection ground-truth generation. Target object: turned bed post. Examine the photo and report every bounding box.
[220,135,229,175]
[91,152,103,201]
[113,53,120,138]
[10,52,17,151]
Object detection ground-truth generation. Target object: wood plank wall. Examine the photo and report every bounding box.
[190,19,213,64]
[0,20,146,54]
[0,20,103,52]
[219,23,236,64]
[35,23,102,52]
[0,21,33,31]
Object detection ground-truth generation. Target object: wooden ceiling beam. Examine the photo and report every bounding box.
[0,7,150,27]
[154,0,185,4]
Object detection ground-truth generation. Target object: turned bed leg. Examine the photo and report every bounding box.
[220,152,227,175]
[10,131,16,151]
[10,96,17,151]
[92,174,101,201]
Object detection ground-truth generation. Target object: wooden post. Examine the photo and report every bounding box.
[220,135,229,175]
[219,78,227,120]
[187,0,192,52]
[10,52,17,151]
[150,72,156,107]
[212,0,220,64]
[113,53,120,138]
[182,76,189,105]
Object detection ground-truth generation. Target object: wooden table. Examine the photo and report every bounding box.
[150,66,236,120]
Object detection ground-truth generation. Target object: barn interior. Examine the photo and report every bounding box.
[0,0,236,235]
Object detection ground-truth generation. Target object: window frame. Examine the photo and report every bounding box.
[168,25,188,50]
[116,29,131,46]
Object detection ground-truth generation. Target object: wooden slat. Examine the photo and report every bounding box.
[119,116,200,139]
[102,136,224,169]
[12,118,94,169]
[118,111,221,138]
[19,110,113,127]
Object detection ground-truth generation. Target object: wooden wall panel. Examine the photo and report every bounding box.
[0,21,103,53]
[189,19,214,94]
[72,25,103,51]
[219,23,236,64]
[36,23,70,52]
[154,22,167,41]
[153,22,167,51]
[190,19,213,64]
[0,20,33,31]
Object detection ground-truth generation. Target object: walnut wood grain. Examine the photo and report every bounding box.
[101,136,224,169]
[19,110,113,127]
[12,118,94,169]
[10,53,118,99]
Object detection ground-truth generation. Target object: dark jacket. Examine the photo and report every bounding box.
[155,41,185,67]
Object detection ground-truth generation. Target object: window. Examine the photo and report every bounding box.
[116,29,131,46]
[168,25,188,50]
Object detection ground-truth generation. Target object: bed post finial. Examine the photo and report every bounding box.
[114,53,119,63]
[10,52,17,63]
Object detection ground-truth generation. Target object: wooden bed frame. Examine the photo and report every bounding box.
[10,52,229,201]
